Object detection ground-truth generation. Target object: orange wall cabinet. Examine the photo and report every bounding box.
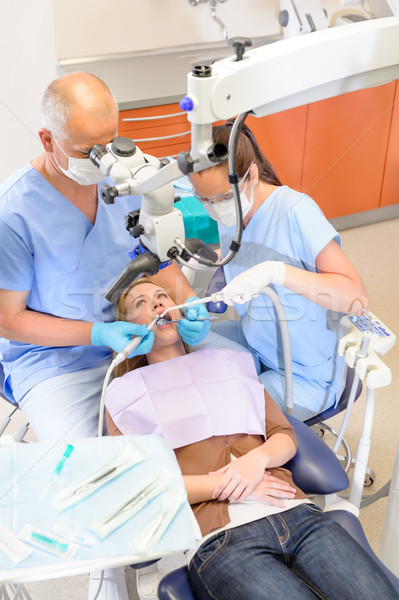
[120,82,398,220]
[380,80,399,208]
[246,107,308,192]
[301,82,397,219]
[118,103,191,159]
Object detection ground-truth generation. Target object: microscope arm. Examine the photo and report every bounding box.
[123,17,399,194]
[97,16,399,293]
[182,16,399,166]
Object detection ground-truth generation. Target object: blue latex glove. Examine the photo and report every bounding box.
[91,321,154,357]
[177,297,210,346]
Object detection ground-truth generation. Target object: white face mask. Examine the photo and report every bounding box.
[203,184,254,227]
[52,138,104,186]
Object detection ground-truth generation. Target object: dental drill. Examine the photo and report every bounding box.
[98,315,160,437]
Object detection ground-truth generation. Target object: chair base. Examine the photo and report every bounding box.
[311,422,352,472]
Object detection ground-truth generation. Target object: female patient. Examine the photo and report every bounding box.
[105,279,398,600]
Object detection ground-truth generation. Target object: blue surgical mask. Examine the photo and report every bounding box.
[53,138,104,186]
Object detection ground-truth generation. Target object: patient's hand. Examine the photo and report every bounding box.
[210,449,272,502]
[245,473,296,507]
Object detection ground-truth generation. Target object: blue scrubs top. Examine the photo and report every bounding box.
[0,164,140,402]
[219,185,345,395]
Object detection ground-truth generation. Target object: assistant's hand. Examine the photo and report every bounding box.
[210,447,269,502]
[91,321,154,357]
[177,296,210,345]
[221,261,286,305]
[245,473,296,507]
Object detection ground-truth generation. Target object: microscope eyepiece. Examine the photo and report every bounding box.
[89,144,108,167]
[207,142,228,163]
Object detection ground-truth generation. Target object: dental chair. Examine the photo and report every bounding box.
[204,267,396,510]
[157,413,399,599]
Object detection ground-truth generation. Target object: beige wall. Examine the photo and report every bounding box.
[53,0,371,60]
[0,0,59,181]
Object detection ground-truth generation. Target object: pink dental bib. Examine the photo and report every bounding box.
[105,348,266,449]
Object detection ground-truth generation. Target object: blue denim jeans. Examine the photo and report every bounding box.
[189,504,398,600]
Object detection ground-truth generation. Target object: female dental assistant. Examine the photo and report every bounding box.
[190,121,368,421]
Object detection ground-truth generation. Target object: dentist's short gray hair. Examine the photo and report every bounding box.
[40,72,117,140]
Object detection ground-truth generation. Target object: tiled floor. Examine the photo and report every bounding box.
[1,218,398,599]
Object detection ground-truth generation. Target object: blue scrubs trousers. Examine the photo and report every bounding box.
[18,360,111,441]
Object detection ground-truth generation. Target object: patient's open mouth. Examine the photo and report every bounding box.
[156,313,178,328]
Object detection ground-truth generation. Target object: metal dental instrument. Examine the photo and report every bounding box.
[156,316,218,328]
[71,466,118,497]
[130,488,186,554]
[159,293,223,320]
[101,478,163,527]
[91,470,177,539]
[53,440,145,510]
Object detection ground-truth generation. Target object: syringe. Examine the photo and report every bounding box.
[40,444,74,500]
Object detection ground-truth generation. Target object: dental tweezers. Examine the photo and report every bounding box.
[102,477,163,526]
[156,316,218,327]
[71,466,118,496]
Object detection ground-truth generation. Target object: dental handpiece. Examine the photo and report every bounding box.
[112,315,160,367]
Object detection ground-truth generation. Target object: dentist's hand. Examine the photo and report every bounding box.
[177,297,211,345]
[221,261,286,305]
[91,322,154,357]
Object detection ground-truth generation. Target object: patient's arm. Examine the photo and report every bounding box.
[106,391,297,505]
[183,473,295,508]
[210,391,297,502]
[106,410,122,436]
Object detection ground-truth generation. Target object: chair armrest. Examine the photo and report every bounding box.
[284,414,349,495]
[327,510,399,594]
[158,566,195,600]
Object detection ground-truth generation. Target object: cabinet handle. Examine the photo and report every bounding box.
[132,130,191,143]
[122,112,184,122]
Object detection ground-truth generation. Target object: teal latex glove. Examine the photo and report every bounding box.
[91,321,154,357]
[177,297,211,346]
